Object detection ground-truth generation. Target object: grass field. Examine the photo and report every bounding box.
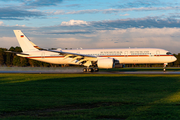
[1,73,180,119]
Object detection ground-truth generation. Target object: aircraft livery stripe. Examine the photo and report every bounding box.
[27,56,65,58]
[27,55,173,59]
[98,55,149,57]
[99,55,174,57]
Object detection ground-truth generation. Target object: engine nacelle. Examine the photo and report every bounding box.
[97,58,114,69]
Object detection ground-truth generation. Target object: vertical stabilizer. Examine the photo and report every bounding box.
[13,30,38,52]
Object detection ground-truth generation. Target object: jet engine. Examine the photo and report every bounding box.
[97,58,124,69]
[97,58,115,69]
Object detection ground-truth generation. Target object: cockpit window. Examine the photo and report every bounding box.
[166,52,172,55]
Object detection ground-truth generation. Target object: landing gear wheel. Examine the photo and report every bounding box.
[83,68,87,72]
[163,68,166,72]
[93,68,99,72]
[87,68,93,72]
[83,68,99,72]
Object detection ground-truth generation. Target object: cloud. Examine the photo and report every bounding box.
[83,27,180,53]
[89,17,180,29]
[115,0,164,8]
[61,20,89,26]
[66,4,81,8]
[0,0,64,9]
[0,21,4,26]
[66,9,100,14]
[15,24,26,27]
[0,37,18,48]
[0,25,180,53]
[0,0,64,20]
[56,37,88,41]
[119,14,129,16]
[24,0,63,7]
[0,7,44,20]
[52,6,180,15]
[45,30,92,34]
[114,0,180,9]
[36,17,180,33]
[37,27,180,53]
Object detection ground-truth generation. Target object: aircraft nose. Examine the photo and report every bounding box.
[172,56,177,62]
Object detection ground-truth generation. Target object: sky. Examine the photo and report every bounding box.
[0,0,180,53]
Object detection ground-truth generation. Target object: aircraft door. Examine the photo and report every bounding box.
[124,51,128,57]
[41,52,45,59]
[156,50,160,57]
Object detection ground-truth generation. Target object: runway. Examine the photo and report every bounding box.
[0,67,180,74]
[1,71,180,74]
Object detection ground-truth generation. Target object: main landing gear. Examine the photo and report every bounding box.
[83,67,99,72]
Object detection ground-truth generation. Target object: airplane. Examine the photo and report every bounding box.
[7,30,177,72]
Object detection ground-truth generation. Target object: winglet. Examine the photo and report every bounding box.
[13,30,39,52]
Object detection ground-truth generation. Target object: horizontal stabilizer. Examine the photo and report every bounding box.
[5,51,29,56]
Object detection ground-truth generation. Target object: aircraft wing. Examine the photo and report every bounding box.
[59,51,96,57]
[50,50,97,66]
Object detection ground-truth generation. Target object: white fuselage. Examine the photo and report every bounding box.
[22,48,177,65]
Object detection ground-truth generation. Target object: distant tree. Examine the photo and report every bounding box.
[0,48,5,66]
[28,59,44,67]
[6,47,15,66]
[20,58,28,67]
[0,52,4,65]
[5,53,11,66]
[43,62,50,67]
[13,56,21,66]
[9,47,15,52]
[28,59,36,67]
[173,54,180,67]
[14,46,22,52]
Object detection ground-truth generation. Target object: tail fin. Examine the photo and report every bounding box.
[13,30,39,52]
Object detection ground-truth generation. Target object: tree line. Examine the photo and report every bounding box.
[0,46,179,67]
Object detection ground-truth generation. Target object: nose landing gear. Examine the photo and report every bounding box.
[163,63,168,72]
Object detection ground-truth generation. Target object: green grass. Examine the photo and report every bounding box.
[1,74,180,119]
